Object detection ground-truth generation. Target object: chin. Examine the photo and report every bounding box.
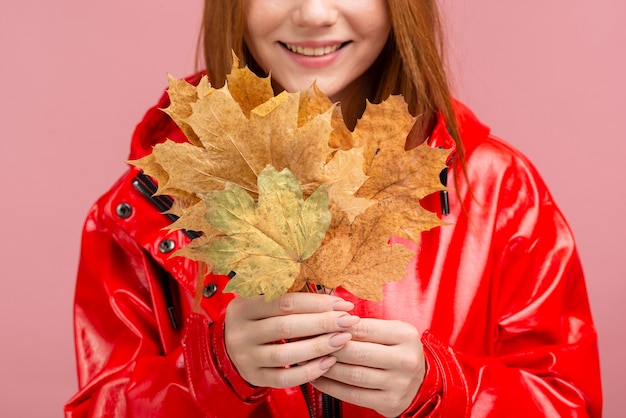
[277,76,341,99]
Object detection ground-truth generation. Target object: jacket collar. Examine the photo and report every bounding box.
[428,99,491,157]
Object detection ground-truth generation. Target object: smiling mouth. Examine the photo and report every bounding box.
[281,42,348,57]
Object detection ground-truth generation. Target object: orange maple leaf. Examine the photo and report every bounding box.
[130,61,450,301]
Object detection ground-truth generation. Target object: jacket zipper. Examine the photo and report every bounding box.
[322,393,341,418]
[131,171,201,240]
[300,386,342,418]
[300,385,315,418]
[438,147,455,216]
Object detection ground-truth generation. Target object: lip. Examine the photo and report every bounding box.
[283,40,347,48]
[279,41,349,68]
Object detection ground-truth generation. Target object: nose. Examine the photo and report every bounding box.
[291,0,338,27]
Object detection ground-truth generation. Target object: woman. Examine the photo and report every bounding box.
[65,0,602,416]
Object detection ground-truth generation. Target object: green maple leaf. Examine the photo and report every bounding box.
[198,166,331,301]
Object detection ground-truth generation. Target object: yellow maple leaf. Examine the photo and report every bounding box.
[199,166,331,301]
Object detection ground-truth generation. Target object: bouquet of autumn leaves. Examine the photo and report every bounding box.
[131,61,450,302]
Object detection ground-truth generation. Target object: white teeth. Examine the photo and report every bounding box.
[285,43,341,56]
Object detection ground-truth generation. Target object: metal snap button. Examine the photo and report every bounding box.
[203,283,218,298]
[115,203,133,219]
[158,239,176,254]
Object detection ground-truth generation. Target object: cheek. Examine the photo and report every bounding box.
[369,1,391,40]
[243,25,268,69]
[373,9,391,43]
[355,4,391,47]
[245,1,284,38]
[244,6,283,67]
[244,6,267,51]
[244,17,264,46]
[376,25,391,49]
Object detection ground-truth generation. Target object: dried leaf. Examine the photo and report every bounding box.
[354,97,449,242]
[129,62,450,301]
[322,147,374,223]
[132,70,370,217]
[302,203,414,301]
[167,200,216,236]
[197,166,331,301]
[162,74,212,147]
[226,64,274,117]
[298,83,353,150]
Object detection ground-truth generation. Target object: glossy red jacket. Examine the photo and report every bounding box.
[65,88,602,417]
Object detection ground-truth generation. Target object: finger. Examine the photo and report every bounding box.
[256,356,338,388]
[349,318,420,345]
[257,332,353,367]
[321,361,390,390]
[231,293,355,320]
[251,311,360,343]
[332,340,393,369]
[311,376,388,410]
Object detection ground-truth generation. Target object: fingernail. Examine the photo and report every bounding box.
[336,314,360,328]
[328,332,352,347]
[331,300,354,311]
[319,356,337,371]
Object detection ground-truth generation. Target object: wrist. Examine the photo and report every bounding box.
[211,314,268,400]
[183,313,269,406]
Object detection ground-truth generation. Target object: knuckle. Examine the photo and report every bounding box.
[313,336,331,356]
[275,317,293,338]
[399,352,421,371]
[346,388,363,405]
[269,347,290,367]
[352,345,369,364]
[318,313,335,333]
[311,339,323,357]
[398,323,419,341]
[352,321,370,339]
[277,293,296,314]
[349,367,365,385]
[276,370,292,389]
[318,315,329,333]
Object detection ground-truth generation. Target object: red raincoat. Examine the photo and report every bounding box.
[65,86,602,417]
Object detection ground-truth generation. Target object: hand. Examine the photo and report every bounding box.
[224,292,360,389]
[312,318,426,418]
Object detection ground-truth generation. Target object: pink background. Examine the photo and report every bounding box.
[0,0,623,416]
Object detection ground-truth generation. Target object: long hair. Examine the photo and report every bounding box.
[199,0,463,160]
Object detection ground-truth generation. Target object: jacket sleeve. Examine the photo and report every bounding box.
[401,140,602,417]
[64,172,268,417]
